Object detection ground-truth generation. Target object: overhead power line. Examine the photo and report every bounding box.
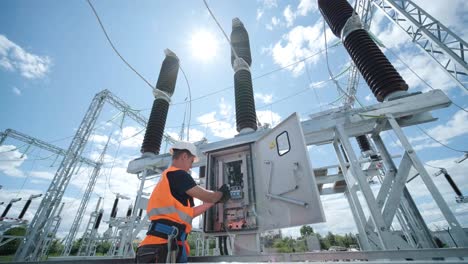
[86,0,154,90]
[203,0,239,60]
[417,126,467,154]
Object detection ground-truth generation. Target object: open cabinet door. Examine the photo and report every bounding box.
[253,112,325,231]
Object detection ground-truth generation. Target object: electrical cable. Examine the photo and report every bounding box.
[159,42,343,107]
[14,148,40,199]
[381,45,468,113]
[179,65,192,141]
[202,0,239,60]
[423,162,444,170]
[86,0,154,90]
[387,130,459,172]
[105,132,123,196]
[163,77,346,130]
[322,19,362,107]
[416,126,467,154]
[304,61,323,111]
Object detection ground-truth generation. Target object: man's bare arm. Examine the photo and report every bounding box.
[186,185,222,203]
[193,203,214,217]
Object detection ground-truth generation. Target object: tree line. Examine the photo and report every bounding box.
[1,225,359,258]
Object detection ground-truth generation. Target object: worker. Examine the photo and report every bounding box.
[136,141,230,263]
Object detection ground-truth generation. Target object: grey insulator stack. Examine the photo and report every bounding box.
[231,18,252,67]
[94,210,103,229]
[231,18,257,133]
[18,199,32,219]
[318,0,408,102]
[356,135,371,152]
[141,49,179,154]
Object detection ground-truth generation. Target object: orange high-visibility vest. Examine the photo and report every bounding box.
[139,166,194,249]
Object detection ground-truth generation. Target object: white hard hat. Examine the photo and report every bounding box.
[169,141,199,162]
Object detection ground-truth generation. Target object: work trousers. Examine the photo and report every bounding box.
[135,244,185,263]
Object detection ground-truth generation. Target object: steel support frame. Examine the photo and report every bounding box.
[371,0,468,90]
[386,114,468,246]
[301,89,468,250]
[336,125,395,250]
[329,117,468,250]
[372,133,435,248]
[114,169,149,258]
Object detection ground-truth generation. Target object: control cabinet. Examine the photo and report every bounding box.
[203,113,325,235]
[204,144,258,233]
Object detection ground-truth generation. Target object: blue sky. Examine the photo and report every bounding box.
[0,0,467,239]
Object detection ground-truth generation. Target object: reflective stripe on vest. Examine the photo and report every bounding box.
[146,166,194,234]
[147,206,193,225]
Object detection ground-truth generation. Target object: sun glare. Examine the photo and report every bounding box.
[190,30,218,61]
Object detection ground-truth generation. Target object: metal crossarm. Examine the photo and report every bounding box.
[371,0,468,90]
[102,89,177,144]
[0,129,98,167]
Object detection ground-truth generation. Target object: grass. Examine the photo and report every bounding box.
[0,255,13,262]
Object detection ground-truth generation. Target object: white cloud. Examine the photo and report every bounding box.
[30,170,55,180]
[0,34,52,79]
[118,126,144,148]
[186,128,205,142]
[256,110,281,127]
[259,0,277,9]
[394,52,455,93]
[266,16,282,31]
[255,92,273,104]
[364,93,373,102]
[197,98,237,139]
[270,20,336,76]
[409,110,468,151]
[256,0,278,22]
[309,194,357,235]
[283,5,295,27]
[12,86,21,96]
[282,0,318,28]
[0,145,25,177]
[89,134,111,145]
[256,9,264,21]
[297,0,316,16]
[167,128,205,143]
[198,112,237,139]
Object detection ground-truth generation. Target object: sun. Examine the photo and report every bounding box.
[190,30,218,61]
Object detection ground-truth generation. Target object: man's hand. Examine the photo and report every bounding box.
[217,184,231,203]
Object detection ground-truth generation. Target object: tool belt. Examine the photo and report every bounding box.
[147,219,186,240]
[147,219,188,262]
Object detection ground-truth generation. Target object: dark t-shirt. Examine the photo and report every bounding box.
[166,170,196,207]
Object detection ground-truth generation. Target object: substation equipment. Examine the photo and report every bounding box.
[4,0,468,262]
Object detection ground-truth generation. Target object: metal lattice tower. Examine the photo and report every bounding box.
[60,90,176,257]
[14,90,109,261]
[61,138,109,256]
[370,0,468,91]
[11,89,177,261]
